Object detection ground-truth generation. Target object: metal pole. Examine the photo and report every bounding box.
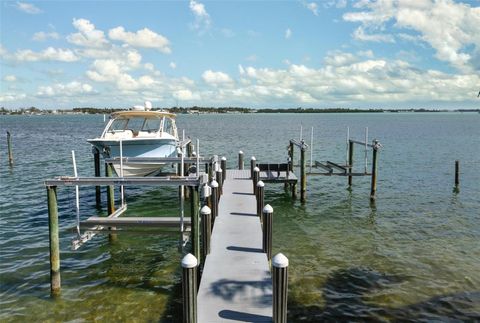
[346,127,350,166]
[221,157,227,184]
[47,186,61,296]
[6,131,13,167]
[262,204,273,260]
[190,186,200,263]
[210,180,219,230]
[71,151,80,237]
[348,140,354,188]
[370,140,379,202]
[364,127,368,173]
[238,151,244,170]
[182,253,198,323]
[454,160,460,193]
[272,253,289,323]
[93,147,101,207]
[300,143,306,203]
[253,167,260,195]
[250,156,256,179]
[310,127,314,173]
[201,206,211,262]
[256,181,265,218]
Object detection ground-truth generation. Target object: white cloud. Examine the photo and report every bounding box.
[108,27,171,53]
[3,75,17,82]
[32,31,60,41]
[304,2,319,16]
[170,62,177,69]
[285,28,292,39]
[189,0,211,32]
[67,18,108,48]
[36,81,95,97]
[15,47,79,62]
[202,70,233,85]
[353,26,395,43]
[173,89,198,101]
[144,63,155,71]
[15,2,42,14]
[344,0,480,71]
[0,93,26,102]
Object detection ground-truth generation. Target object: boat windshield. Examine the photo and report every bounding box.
[108,117,161,133]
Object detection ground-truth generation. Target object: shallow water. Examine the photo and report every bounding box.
[1,113,479,321]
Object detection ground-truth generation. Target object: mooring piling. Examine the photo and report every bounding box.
[238,150,244,170]
[182,253,198,323]
[92,147,101,207]
[105,163,115,214]
[216,168,223,196]
[201,206,211,261]
[7,131,13,167]
[221,157,226,185]
[454,160,460,193]
[288,141,294,172]
[210,180,219,229]
[272,253,289,323]
[253,166,260,195]
[348,140,354,188]
[190,186,200,264]
[256,180,265,218]
[262,204,273,260]
[300,141,307,202]
[370,139,379,202]
[47,186,61,296]
[250,156,256,178]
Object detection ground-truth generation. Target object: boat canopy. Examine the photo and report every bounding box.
[110,110,176,119]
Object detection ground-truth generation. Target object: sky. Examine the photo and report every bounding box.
[1,0,479,109]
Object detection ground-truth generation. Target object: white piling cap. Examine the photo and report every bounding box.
[201,205,211,215]
[239,150,244,154]
[257,180,265,187]
[253,166,260,172]
[217,168,222,172]
[181,253,198,268]
[272,253,289,268]
[192,152,197,157]
[251,156,256,160]
[263,204,273,214]
[210,180,219,188]
[221,156,227,161]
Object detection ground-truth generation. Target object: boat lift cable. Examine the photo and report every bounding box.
[71,150,81,237]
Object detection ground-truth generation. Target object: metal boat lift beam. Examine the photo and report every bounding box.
[45,176,204,187]
[105,156,208,164]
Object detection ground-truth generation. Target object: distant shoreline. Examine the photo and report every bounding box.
[1,107,478,115]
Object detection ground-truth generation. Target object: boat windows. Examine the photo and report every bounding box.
[108,117,161,134]
[163,118,173,134]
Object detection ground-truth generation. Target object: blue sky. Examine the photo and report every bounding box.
[1,0,479,109]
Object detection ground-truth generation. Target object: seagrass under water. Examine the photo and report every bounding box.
[0,112,479,321]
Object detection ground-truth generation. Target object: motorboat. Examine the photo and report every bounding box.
[88,101,179,177]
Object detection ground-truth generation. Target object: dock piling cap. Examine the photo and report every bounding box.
[210,180,219,188]
[253,166,260,172]
[257,180,265,188]
[239,150,243,154]
[181,253,198,268]
[201,205,211,215]
[221,156,227,161]
[251,156,256,160]
[272,253,289,268]
[263,204,273,214]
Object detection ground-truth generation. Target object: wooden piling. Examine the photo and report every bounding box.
[201,206,211,261]
[182,253,198,323]
[300,143,307,202]
[370,140,379,202]
[253,167,260,195]
[238,151,244,170]
[93,147,101,207]
[190,186,200,263]
[105,163,115,214]
[250,156,256,178]
[348,140,354,188]
[262,204,273,260]
[256,181,265,218]
[210,180,219,227]
[7,131,13,166]
[221,157,227,185]
[288,142,294,172]
[272,253,289,323]
[216,168,223,196]
[454,160,460,193]
[47,186,61,296]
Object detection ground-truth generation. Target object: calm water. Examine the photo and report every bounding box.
[1,113,479,321]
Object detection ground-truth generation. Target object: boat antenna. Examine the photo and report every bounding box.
[145,101,153,111]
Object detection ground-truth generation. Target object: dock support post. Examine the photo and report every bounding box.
[272,253,289,323]
[221,157,227,184]
[253,167,260,195]
[370,140,379,202]
[454,160,460,193]
[288,142,294,172]
[182,253,198,323]
[7,131,13,167]
[216,168,223,196]
[262,204,273,260]
[300,142,307,203]
[238,151,244,170]
[190,186,200,264]
[210,180,219,230]
[105,163,115,214]
[348,140,354,188]
[47,186,61,296]
[93,147,101,207]
[256,181,265,218]
[250,156,256,178]
[201,206,211,261]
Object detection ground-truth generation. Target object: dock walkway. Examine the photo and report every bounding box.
[197,170,272,322]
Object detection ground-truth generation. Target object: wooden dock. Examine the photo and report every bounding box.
[197,169,272,322]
